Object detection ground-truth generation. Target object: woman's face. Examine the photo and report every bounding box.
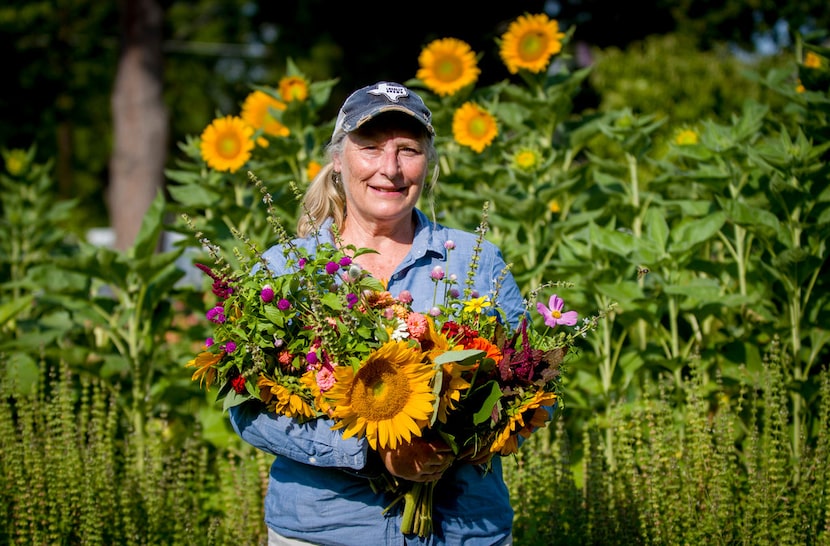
[334,120,429,229]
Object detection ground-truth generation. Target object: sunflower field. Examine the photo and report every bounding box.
[2,11,830,545]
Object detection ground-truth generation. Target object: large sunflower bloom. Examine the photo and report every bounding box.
[258,375,317,421]
[186,351,223,389]
[490,390,556,455]
[279,75,309,102]
[328,341,436,450]
[241,90,290,145]
[452,102,498,153]
[499,13,566,74]
[199,115,254,172]
[417,37,480,97]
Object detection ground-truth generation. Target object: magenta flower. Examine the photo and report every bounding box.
[430,266,445,281]
[224,341,237,353]
[297,257,307,268]
[306,351,318,365]
[339,256,352,267]
[397,290,413,304]
[346,293,358,309]
[277,298,291,311]
[261,284,275,303]
[205,337,214,347]
[325,261,340,275]
[206,305,226,324]
[537,294,578,328]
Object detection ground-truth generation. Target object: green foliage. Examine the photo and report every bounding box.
[0,360,269,545]
[504,343,830,545]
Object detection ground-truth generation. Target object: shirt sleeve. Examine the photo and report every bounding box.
[229,401,370,470]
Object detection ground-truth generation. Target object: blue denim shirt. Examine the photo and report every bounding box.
[229,209,525,545]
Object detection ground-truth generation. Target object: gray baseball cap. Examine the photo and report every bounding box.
[331,82,434,142]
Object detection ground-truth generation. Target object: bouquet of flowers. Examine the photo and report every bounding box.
[185,177,605,537]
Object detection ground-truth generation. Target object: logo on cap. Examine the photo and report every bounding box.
[366,83,408,103]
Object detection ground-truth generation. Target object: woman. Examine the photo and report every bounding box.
[229,82,524,546]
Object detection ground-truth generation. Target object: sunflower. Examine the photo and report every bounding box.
[186,350,223,388]
[490,390,556,455]
[435,362,472,424]
[306,160,322,181]
[512,147,541,172]
[452,102,498,153]
[674,129,699,146]
[328,340,437,450]
[417,37,480,97]
[804,51,822,69]
[258,375,317,420]
[199,115,254,172]
[279,75,309,102]
[499,13,566,74]
[241,90,290,145]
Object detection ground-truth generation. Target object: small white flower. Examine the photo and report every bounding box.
[390,318,410,341]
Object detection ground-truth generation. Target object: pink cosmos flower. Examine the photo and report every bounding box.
[537,294,578,328]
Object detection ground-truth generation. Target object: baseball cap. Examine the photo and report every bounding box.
[331,82,434,142]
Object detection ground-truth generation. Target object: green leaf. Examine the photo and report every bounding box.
[0,294,34,326]
[433,349,485,365]
[222,389,252,412]
[472,382,502,426]
[668,211,727,254]
[131,190,166,261]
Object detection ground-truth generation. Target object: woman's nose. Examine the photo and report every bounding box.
[378,147,401,177]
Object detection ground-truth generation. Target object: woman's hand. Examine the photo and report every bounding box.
[377,435,455,483]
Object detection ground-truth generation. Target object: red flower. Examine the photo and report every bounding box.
[231,375,247,394]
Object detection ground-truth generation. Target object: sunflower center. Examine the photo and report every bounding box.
[218,134,241,158]
[351,360,411,420]
[520,33,547,61]
[437,57,462,82]
[469,117,489,137]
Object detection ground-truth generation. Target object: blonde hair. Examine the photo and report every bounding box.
[296,131,439,238]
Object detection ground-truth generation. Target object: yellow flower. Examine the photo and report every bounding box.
[279,75,309,102]
[258,375,317,421]
[499,13,566,74]
[804,51,822,69]
[452,102,498,153]
[463,296,491,314]
[199,115,254,172]
[490,391,556,455]
[306,160,322,181]
[241,90,290,145]
[186,351,223,389]
[328,340,436,450]
[417,37,480,97]
[512,147,541,172]
[548,199,561,214]
[435,361,472,424]
[796,80,806,94]
[4,149,28,176]
[674,128,699,146]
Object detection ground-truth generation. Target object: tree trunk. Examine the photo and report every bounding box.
[108,0,168,251]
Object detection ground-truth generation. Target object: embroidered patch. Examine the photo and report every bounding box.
[367,83,408,102]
